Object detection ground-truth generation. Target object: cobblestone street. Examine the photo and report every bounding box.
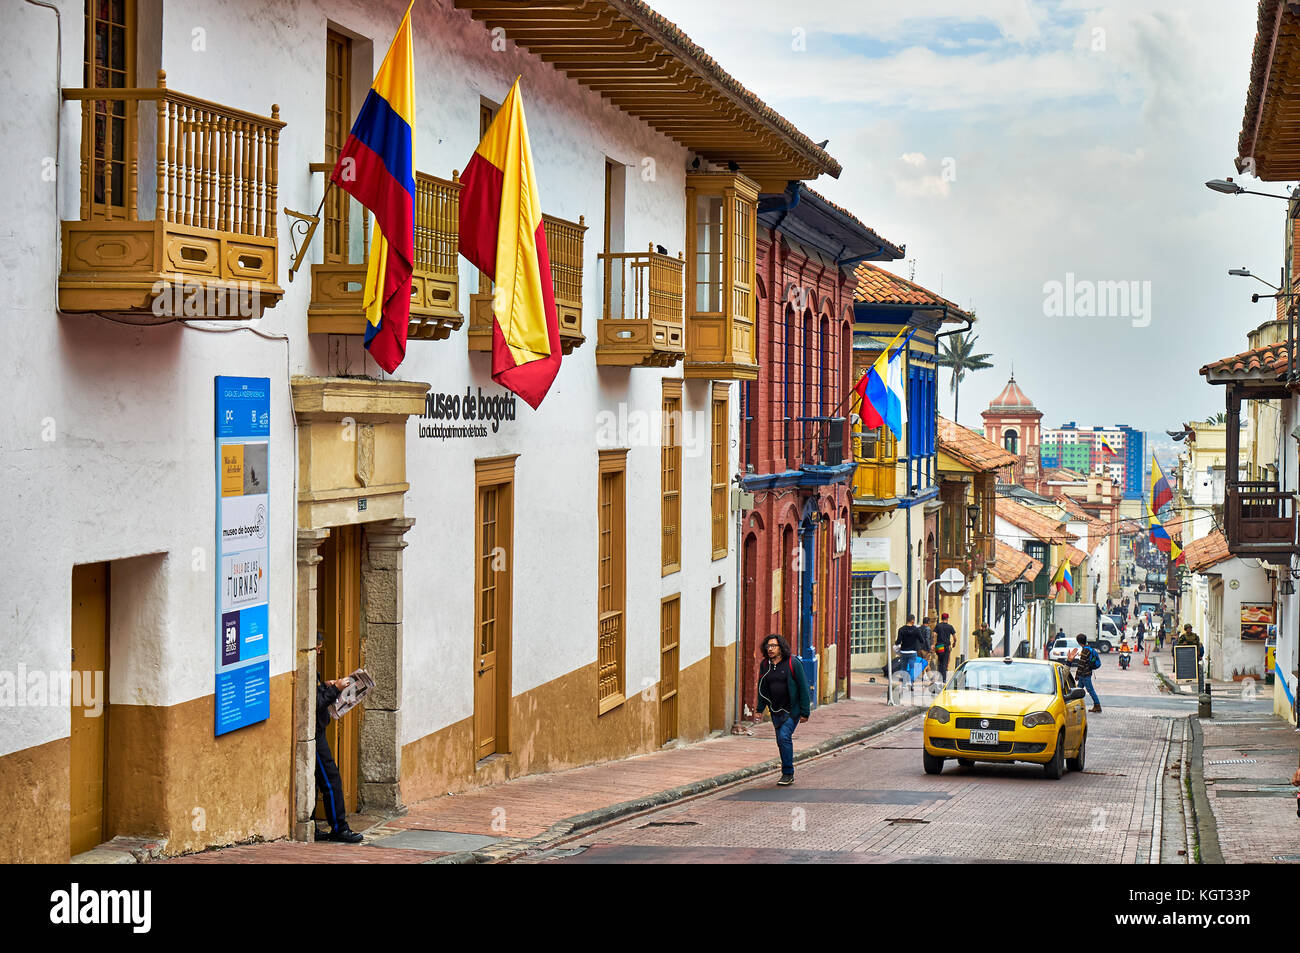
[516,659,1268,864]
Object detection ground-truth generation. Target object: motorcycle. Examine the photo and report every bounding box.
[1118,650,1131,670]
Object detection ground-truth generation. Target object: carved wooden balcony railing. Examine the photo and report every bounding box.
[1225,479,1296,561]
[59,71,284,319]
[851,428,898,502]
[595,244,685,367]
[308,169,463,340]
[467,212,587,354]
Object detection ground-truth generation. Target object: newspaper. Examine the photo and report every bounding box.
[328,668,375,719]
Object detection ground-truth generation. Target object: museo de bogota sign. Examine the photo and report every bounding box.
[418,386,518,440]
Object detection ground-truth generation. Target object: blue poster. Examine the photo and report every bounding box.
[215,377,271,736]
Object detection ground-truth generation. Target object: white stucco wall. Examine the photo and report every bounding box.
[0,0,739,760]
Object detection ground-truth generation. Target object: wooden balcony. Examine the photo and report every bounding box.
[682,172,759,381]
[851,429,898,503]
[595,245,685,367]
[59,71,284,319]
[467,213,587,354]
[308,169,463,340]
[1225,480,1296,563]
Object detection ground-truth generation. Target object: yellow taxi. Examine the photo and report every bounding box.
[922,656,1088,779]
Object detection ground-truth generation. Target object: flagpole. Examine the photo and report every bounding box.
[806,326,913,462]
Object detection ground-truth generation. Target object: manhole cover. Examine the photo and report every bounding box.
[637,821,700,829]
[1208,759,1257,765]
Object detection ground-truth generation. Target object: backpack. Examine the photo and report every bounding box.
[1089,647,1102,669]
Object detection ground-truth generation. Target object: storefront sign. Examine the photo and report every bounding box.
[214,376,271,736]
[1239,602,1273,642]
[416,385,518,439]
[851,536,891,573]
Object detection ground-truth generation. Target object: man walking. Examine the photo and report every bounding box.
[755,634,811,787]
[1067,633,1102,713]
[932,613,956,681]
[1135,615,1146,651]
[895,613,928,674]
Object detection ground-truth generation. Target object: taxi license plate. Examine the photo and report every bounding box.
[969,730,1000,745]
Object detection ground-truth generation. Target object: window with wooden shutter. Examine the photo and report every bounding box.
[597,450,627,714]
[83,0,136,216]
[711,384,729,559]
[662,380,683,574]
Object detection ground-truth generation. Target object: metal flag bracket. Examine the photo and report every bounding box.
[282,181,332,283]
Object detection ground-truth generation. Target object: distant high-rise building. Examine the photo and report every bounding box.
[1037,421,1144,499]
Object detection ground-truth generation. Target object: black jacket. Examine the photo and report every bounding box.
[756,655,811,720]
[933,622,956,651]
[896,625,928,654]
[316,674,340,736]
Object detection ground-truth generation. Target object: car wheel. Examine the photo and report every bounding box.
[1099,641,1112,653]
[1043,730,1066,779]
[923,751,945,775]
[957,758,974,767]
[1067,730,1087,772]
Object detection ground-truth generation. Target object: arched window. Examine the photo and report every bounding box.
[1004,429,1019,455]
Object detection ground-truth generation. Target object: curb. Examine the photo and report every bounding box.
[428,706,922,864]
[1185,715,1223,865]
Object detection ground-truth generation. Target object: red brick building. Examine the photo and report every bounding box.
[739,186,901,713]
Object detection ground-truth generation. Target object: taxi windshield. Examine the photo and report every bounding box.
[952,661,1056,695]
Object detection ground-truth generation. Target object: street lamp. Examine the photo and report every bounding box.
[1204,177,1293,200]
[1228,267,1280,291]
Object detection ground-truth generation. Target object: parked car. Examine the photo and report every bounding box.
[922,657,1088,779]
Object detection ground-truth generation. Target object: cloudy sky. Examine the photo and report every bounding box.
[645,0,1286,437]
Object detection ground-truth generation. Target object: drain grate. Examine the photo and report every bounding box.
[1207,759,1257,765]
[637,821,700,829]
[885,817,930,825]
[1273,854,1300,862]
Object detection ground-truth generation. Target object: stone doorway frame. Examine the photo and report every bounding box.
[290,377,428,841]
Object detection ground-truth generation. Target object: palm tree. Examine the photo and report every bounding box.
[936,329,993,424]
[1204,412,1227,425]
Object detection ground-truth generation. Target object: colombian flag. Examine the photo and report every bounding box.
[330,5,415,374]
[1148,504,1172,554]
[1099,435,1119,456]
[1150,455,1173,514]
[1050,560,1074,595]
[1172,538,1185,566]
[459,78,559,409]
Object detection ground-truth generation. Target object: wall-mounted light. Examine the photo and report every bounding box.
[966,503,981,532]
[1281,579,1295,596]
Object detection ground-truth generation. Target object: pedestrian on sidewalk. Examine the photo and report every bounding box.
[756,634,810,787]
[1135,616,1146,651]
[1176,624,1203,661]
[1067,634,1103,713]
[893,614,928,679]
[933,613,956,681]
[315,634,363,844]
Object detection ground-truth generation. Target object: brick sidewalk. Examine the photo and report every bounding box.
[1198,715,1300,864]
[161,674,910,863]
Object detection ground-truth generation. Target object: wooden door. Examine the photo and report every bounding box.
[318,525,361,813]
[70,563,109,855]
[474,472,513,760]
[660,596,680,745]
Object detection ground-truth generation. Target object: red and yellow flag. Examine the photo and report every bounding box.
[458,78,559,409]
[331,4,415,374]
